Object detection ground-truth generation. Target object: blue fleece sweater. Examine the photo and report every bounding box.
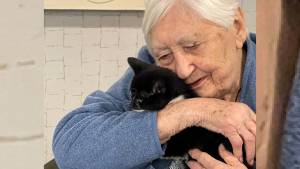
[52,33,256,169]
[280,52,300,169]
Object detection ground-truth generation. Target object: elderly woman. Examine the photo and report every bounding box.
[52,0,256,169]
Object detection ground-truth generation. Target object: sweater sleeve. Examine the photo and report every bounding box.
[52,47,166,169]
[280,54,300,169]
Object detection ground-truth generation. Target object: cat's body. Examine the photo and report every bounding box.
[128,57,255,169]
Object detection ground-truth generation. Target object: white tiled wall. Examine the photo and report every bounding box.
[44,0,256,163]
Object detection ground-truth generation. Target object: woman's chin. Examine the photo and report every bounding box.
[195,89,217,99]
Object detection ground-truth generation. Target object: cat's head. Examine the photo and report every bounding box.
[127,57,178,111]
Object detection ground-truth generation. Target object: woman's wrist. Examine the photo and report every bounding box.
[157,100,192,144]
[156,98,216,144]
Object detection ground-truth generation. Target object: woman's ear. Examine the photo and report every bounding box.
[233,7,247,49]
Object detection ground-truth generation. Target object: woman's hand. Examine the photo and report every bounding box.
[187,144,247,169]
[191,99,256,166]
[157,98,256,165]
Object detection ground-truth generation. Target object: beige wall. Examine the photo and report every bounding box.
[0,0,44,168]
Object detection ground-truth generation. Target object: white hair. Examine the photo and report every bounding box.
[142,0,240,56]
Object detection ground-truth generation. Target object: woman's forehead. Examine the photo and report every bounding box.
[152,34,205,50]
[151,14,222,44]
[151,24,214,49]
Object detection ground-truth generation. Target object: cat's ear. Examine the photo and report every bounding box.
[127,57,149,75]
[152,81,166,94]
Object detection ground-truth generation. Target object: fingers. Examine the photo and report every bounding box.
[245,119,256,137]
[250,111,256,123]
[188,149,220,169]
[218,144,240,164]
[218,144,248,169]
[238,124,255,165]
[186,161,205,169]
[227,134,243,163]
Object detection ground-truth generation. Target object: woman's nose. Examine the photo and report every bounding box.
[174,54,195,79]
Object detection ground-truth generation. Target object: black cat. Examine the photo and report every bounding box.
[127,57,255,169]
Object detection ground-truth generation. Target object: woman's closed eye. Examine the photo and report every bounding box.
[185,43,199,50]
[158,53,173,66]
[159,54,170,60]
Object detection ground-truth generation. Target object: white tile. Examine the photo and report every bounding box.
[44,123,47,140]
[64,65,81,82]
[65,11,83,17]
[45,95,64,109]
[137,11,144,28]
[45,13,64,31]
[45,46,63,61]
[45,139,47,153]
[45,79,64,95]
[120,12,139,28]
[118,48,137,67]
[118,65,130,79]
[81,93,90,105]
[101,15,119,29]
[45,61,64,79]
[45,127,56,156]
[82,27,101,46]
[63,47,82,66]
[45,30,63,47]
[82,46,101,62]
[44,112,47,127]
[82,61,100,76]
[46,109,66,127]
[99,76,120,92]
[83,11,101,28]
[64,15,83,35]
[45,152,47,164]
[46,153,55,163]
[119,28,138,49]
[101,46,119,61]
[99,11,120,16]
[100,29,119,47]
[100,61,118,77]
[82,75,99,94]
[64,81,81,95]
[137,31,146,50]
[64,95,82,111]
[64,34,83,47]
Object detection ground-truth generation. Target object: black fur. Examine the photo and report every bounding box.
[128,57,255,169]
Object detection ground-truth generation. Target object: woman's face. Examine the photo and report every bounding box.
[151,6,246,99]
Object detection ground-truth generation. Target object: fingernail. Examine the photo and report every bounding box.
[249,159,254,165]
[239,157,243,163]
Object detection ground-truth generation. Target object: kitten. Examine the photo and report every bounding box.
[128,57,255,169]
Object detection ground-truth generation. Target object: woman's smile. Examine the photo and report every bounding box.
[189,75,208,89]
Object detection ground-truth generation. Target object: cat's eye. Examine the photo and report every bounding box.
[130,89,137,97]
